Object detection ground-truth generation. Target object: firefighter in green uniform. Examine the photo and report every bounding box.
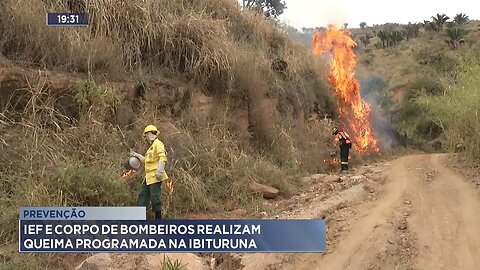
[130,124,168,219]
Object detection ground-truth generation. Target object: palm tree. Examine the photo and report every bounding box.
[360,22,367,29]
[445,28,466,49]
[423,20,438,32]
[431,14,450,30]
[453,13,469,25]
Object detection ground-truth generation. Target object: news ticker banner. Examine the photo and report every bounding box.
[19,207,325,253]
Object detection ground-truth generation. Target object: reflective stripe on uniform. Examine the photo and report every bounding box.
[341,161,348,164]
[339,131,351,144]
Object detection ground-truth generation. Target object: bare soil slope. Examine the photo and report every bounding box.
[241,154,480,270]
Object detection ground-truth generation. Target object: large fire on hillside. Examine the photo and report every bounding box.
[312,25,380,154]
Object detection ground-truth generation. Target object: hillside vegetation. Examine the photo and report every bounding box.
[286,14,480,163]
[350,16,480,158]
[0,1,338,268]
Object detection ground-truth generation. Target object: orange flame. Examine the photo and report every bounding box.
[121,169,135,178]
[166,179,174,195]
[312,25,379,154]
[324,158,339,167]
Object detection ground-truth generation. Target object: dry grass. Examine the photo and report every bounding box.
[0,0,236,81]
[0,1,337,268]
[0,0,333,112]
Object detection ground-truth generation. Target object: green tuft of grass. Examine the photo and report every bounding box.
[161,255,187,270]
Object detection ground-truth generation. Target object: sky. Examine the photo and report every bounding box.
[279,0,479,30]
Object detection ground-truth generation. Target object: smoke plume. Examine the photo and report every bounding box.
[360,76,399,149]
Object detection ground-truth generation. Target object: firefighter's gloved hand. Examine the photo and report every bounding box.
[130,150,145,161]
[155,161,165,182]
[129,149,137,157]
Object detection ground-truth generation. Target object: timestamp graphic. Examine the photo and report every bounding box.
[46,13,89,26]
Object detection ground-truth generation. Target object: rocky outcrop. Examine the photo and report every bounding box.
[250,181,279,199]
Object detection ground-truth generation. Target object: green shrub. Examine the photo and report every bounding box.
[406,77,445,97]
[417,51,459,77]
[75,81,125,108]
[392,100,442,142]
[50,161,134,206]
[417,49,480,158]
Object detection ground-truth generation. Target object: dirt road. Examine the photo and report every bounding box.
[240,154,480,270]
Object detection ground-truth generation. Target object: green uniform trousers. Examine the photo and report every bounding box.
[137,181,161,212]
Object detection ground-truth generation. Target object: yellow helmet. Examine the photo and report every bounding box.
[332,127,339,135]
[143,124,159,136]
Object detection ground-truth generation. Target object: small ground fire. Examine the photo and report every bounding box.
[121,169,135,178]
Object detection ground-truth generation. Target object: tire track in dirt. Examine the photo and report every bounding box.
[308,155,414,270]
[241,154,480,270]
[410,154,480,269]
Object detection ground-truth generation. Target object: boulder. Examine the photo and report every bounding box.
[250,181,279,199]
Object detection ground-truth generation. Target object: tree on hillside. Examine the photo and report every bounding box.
[360,22,367,29]
[453,13,469,25]
[376,28,405,48]
[404,22,420,40]
[389,31,404,47]
[423,20,439,32]
[242,0,286,18]
[359,34,372,47]
[431,14,450,30]
[343,23,349,29]
[445,27,467,49]
[377,30,388,48]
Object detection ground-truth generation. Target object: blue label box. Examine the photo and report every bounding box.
[46,13,89,26]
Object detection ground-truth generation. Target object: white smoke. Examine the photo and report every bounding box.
[359,76,400,150]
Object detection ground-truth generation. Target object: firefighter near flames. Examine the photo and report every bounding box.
[312,25,380,157]
[313,25,380,171]
[332,127,352,172]
[122,124,174,220]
